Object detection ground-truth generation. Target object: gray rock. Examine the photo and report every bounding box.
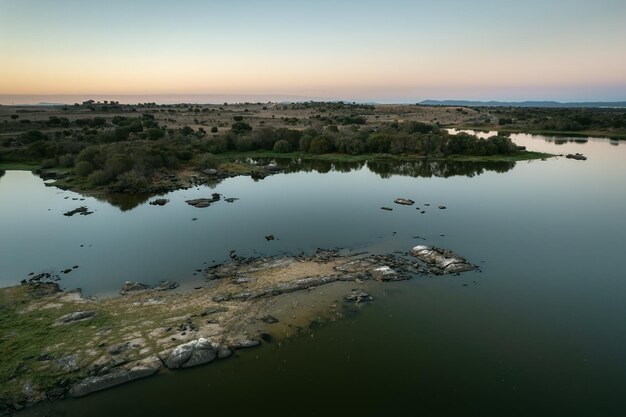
[69,366,159,397]
[160,338,217,369]
[371,266,399,281]
[108,342,129,356]
[154,280,179,291]
[57,311,96,324]
[260,315,279,324]
[394,198,415,206]
[120,281,150,295]
[224,197,239,203]
[410,245,476,274]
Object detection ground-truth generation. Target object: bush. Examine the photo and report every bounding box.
[75,161,94,177]
[59,153,75,167]
[147,128,164,140]
[309,137,332,154]
[116,169,149,191]
[197,153,218,169]
[41,158,56,169]
[231,121,252,134]
[233,116,244,121]
[88,169,112,186]
[211,126,218,133]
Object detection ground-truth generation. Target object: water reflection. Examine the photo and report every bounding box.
[0,169,5,179]
[90,192,151,211]
[245,158,515,179]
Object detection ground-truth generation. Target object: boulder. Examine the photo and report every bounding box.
[371,266,398,281]
[57,311,96,325]
[410,245,475,274]
[394,198,415,206]
[160,338,217,369]
[566,153,587,161]
[69,366,159,397]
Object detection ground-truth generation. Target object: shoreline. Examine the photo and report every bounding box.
[0,246,477,414]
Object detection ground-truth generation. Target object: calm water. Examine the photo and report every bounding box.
[4,132,626,416]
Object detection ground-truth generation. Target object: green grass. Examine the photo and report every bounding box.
[0,161,41,171]
[0,286,114,403]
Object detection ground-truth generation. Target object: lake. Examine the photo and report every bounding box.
[3,132,626,416]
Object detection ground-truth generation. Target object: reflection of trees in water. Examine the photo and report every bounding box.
[367,160,515,178]
[0,170,5,180]
[248,158,514,178]
[91,193,151,211]
[545,138,589,145]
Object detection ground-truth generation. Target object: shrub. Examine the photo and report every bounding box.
[197,153,218,169]
[41,158,56,169]
[231,121,252,134]
[147,128,165,140]
[211,126,218,133]
[75,161,94,177]
[88,169,112,186]
[233,115,244,121]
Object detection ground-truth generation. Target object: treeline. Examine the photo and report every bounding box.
[493,108,626,132]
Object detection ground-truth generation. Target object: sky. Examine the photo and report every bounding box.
[1,0,625,102]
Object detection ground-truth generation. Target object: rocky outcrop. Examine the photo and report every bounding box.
[69,365,159,397]
[410,245,476,274]
[394,198,415,206]
[185,194,221,208]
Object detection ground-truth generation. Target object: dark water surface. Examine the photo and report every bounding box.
[4,132,626,416]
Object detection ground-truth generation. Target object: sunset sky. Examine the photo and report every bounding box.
[1,0,625,102]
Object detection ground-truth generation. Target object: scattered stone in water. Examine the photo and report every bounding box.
[420,211,425,214]
[224,197,239,203]
[62,269,72,274]
[149,198,169,206]
[265,234,275,241]
[424,203,430,206]
[381,207,393,211]
[394,198,415,206]
[63,206,93,217]
[438,205,447,210]
[192,218,198,221]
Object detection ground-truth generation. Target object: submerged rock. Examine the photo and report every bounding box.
[410,245,476,274]
[394,198,415,206]
[153,280,179,291]
[381,207,393,211]
[120,281,150,295]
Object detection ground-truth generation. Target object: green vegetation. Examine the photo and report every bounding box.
[461,107,626,139]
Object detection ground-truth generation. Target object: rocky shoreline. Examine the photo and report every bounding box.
[0,246,476,415]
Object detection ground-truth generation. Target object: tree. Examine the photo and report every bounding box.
[273,139,292,153]
[231,121,252,134]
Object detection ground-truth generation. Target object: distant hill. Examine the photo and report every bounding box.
[419,100,626,108]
